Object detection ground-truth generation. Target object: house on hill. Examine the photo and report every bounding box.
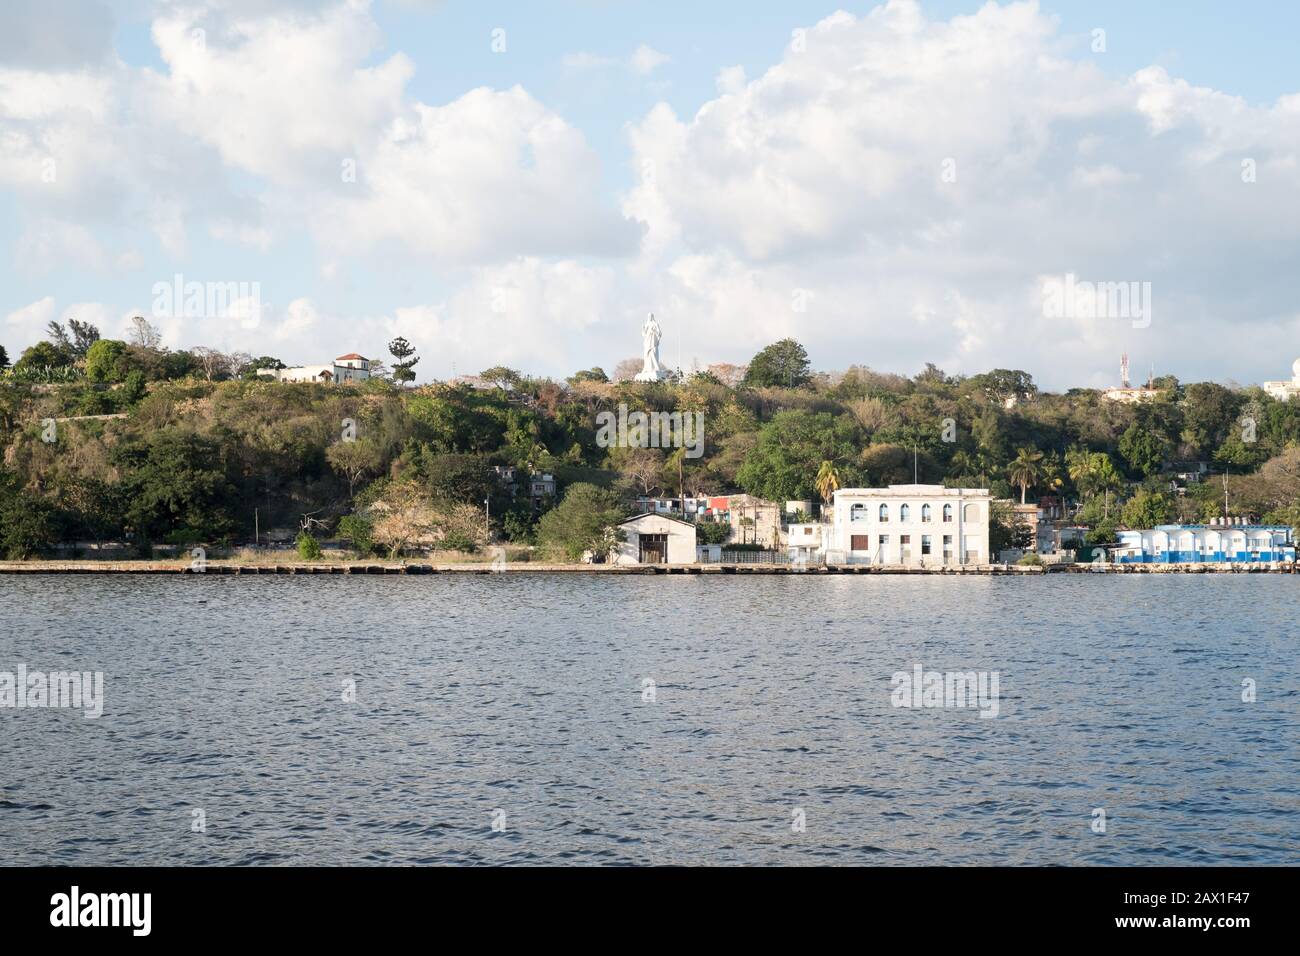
[259,354,372,384]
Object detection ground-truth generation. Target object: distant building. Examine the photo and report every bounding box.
[259,353,372,384]
[718,494,783,548]
[825,484,991,566]
[528,473,556,499]
[1102,352,1159,403]
[1262,358,1300,401]
[634,496,709,516]
[1115,524,1295,563]
[786,522,825,561]
[613,513,697,565]
[450,374,499,391]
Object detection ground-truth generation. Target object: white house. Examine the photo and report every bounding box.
[786,522,825,562]
[613,513,697,565]
[825,484,992,566]
[259,353,372,384]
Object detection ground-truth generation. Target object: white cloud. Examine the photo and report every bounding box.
[562,45,671,78]
[623,0,1300,387]
[629,45,671,76]
[562,52,617,71]
[6,296,56,328]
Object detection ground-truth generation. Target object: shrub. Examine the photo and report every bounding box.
[296,531,323,560]
[336,515,374,555]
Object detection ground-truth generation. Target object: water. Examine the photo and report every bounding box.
[1,574,1296,865]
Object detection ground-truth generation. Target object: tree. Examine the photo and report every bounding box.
[815,460,840,506]
[122,370,148,405]
[326,439,382,499]
[241,356,286,379]
[1119,419,1171,477]
[736,410,858,501]
[84,339,129,383]
[388,337,419,386]
[296,531,323,560]
[114,432,236,541]
[968,369,1036,406]
[566,367,608,385]
[610,445,664,497]
[47,318,100,359]
[1121,488,1175,529]
[14,341,71,370]
[128,315,163,349]
[419,452,496,505]
[479,366,522,390]
[742,339,811,388]
[1007,447,1045,504]
[365,478,439,557]
[0,345,8,370]
[1068,449,1123,519]
[0,475,58,558]
[191,347,235,382]
[536,483,626,561]
[611,358,642,383]
[337,515,375,555]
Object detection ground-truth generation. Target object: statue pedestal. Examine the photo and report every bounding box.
[633,369,666,383]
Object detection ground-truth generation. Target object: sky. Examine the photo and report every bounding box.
[1,0,1298,390]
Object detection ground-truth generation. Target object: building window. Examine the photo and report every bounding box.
[878,504,889,522]
[921,535,932,556]
[963,503,979,522]
[878,535,889,559]
[921,504,931,523]
[899,504,910,522]
[851,503,867,522]
[850,534,870,551]
[943,504,953,523]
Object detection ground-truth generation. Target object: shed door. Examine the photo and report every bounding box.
[639,533,668,564]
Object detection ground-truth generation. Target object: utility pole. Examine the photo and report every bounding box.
[254,508,259,547]
[484,498,491,539]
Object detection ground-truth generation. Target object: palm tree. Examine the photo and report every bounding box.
[1007,447,1045,504]
[815,460,840,507]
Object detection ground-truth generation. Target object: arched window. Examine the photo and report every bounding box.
[963,503,979,522]
[899,504,910,522]
[878,504,889,522]
[921,504,932,523]
[850,503,867,522]
[942,504,953,523]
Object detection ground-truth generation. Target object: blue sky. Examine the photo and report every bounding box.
[2,0,1299,387]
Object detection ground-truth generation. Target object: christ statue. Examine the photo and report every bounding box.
[635,312,665,382]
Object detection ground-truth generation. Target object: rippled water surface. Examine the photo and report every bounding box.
[1,574,1296,865]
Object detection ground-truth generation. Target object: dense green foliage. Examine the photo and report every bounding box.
[2,323,1300,557]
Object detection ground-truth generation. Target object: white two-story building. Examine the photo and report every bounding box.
[825,485,992,566]
[259,353,372,384]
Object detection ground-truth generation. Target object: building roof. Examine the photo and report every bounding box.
[833,484,990,498]
[335,353,368,361]
[618,513,696,529]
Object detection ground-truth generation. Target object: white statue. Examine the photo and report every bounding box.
[634,312,666,382]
